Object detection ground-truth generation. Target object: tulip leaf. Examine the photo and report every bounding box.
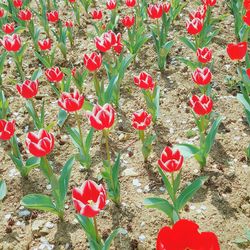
[58,109,68,128]
[144,197,175,219]
[104,75,119,104]
[25,157,40,173]
[180,37,196,52]
[0,180,7,201]
[59,157,75,202]
[76,214,103,249]
[21,194,58,214]
[31,68,43,81]
[158,168,175,203]
[204,116,222,154]
[34,51,51,68]
[177,57,198,70]
[173,143,200,159]
[103,228,127,250]
[176,176,208,211]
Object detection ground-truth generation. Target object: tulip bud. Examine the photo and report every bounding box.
[2,23,15,34]
[83,52,102,71]
[1,34,21,52]
[147,3,163,19]
[18,9,32,21]
[134,71,155,90]
[38,38,52,51]
[126,0,136,8]
[46,11,59,23]
[16,80,38,99]
[226,42,247,61]
[45,67,64,82]
[13,0,23,8]
[186,18,203,35]
[121,15,135,28]
[190,95,213,116]
[106,0,116,10]
[196,47,212,64]
[0,8,4,18]
[132,110,152,130]
[91,9,103,20]
[192,67,212,85]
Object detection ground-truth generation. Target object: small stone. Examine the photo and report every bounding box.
[46,184,51,190]
[190,205,196,210]
[159,187,165,192]
[32,220,46,235]
[18,209,31,218]
[45,222,54,229]
[144,185,150,193]
[200,205,207,210]
[118,133,125,141]
[140,222,145,227]
[196,209,202,214]
[122,168,139,177]
[137,188,143,193]
[139,234,146,242]
[132,179,141,187]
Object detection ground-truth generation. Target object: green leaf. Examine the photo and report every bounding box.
[31,68,43,81]
[144,197,175,219]
[103,228,127,250]
[204,116,222,154]
[176,176,208,211]
[85,128,94,152]
[174,143,200,159]
[58,109,68,128]
[25,157,40,173]
[177,57,198,70]
[158,168,175,203]
[180,37,196,52]
[0,180,7,200]
[59,157,75,202]
[21,194,58,214]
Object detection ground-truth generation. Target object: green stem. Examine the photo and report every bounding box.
[138,130,145,142]
[93,72,101,101]
[13,52,25,81]
[103,129,111,162]
[93,217,101,243]
[75,111,84,146]
[28,99,42,129]
[171,173,176,203]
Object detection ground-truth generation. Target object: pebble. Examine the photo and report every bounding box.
[5,214,12,220]
[45,222,54,229]
[18,209,31,217]
[144,185,150,193]
[132,179,141,187]
[196,209,202,214]
[159,187,165,192]
[200,205,207,210]
[139,234,146,242]
[118,133,125,141]
[16,221,26,228]
[39,237,54,250]
[190,205,196,210]
[122,168,139,177]
[140,222,145,227]
[46,185,51,190]
[32,220,45,234]
[9,168,19,177]
[137,188,143,193]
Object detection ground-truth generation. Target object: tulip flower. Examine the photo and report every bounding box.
[156,219,220,250]
[65,20,73,28]
[158,146,184,173]
[144,146,207,222]
[134,71,155,90]
[87,103,115,161]
[58,90,84,113]
[190,95,213,116]
[226,42,247,61]
[46,11,59,23]
[121,15,135,28]
[0,120,15,141]
[132,110,155,162]
[72,180,106,218]
[0,8,4,18]
[1,34,21,52]
[186,18,203,35]
[147,3,163,19]
[13,0,23,8]
[126,0,136,7]
[91,9,103,20]
[192,67,212,89]
[83,52,102,72]
[38,38,52,51]
[106,0,116,10]
[16,80,38,99]
[196,47,212,64]
[45,67,64,82]
[163,2,171,13]
[244,0,250,10]
[2,23,15,34]
[18,9,32,21]
[134,72,159,122]
[26,129,54,157]
[189,5,207,21]
[243,10,250,26]
[202,0,217,7]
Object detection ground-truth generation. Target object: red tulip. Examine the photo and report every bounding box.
[13,0,23,8]
[147,3,163,19]
[46,11,59,23]
[45,67,64,82]
[1,34,21,52]
[58,90,84,113]
[0,120,15,141]
[18,9,32,21]
[226,42,247,60]
[112,33,123,54]
[243,10,250,26]
[132,110,152,130]
[0,8,4,18]
[163,2,171,13]
[2,23,15,34]
[16,80,38,99]
[196,47,212,64]
[121,15,135,28]
[158,146,184,173]
[186,18,203,35]
[26,129,55,157]
[246,68,250,79]
[244,0,250,10]
[156,219,220,250]
[202,0,216,7]
[189,5,207,20]
[71,67,77,77]
[87,103,115,130]
[65,20,73,28]
[190,95,213,116]
[38,38,52,51]
[106,0,116,10]
[68,0,76,2]
[125,0,136,8]
[83,52,102,71]
[91,9,103,20]
[95,33,113,52]
[72,180,106,218]
[192,67,212,85]
[134,71,155,90]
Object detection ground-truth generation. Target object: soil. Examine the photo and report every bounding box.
[0,1,250,250]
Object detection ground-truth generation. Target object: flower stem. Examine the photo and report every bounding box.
[93,217,101,243]
[13,52,25,81]
[103,129,111,162]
